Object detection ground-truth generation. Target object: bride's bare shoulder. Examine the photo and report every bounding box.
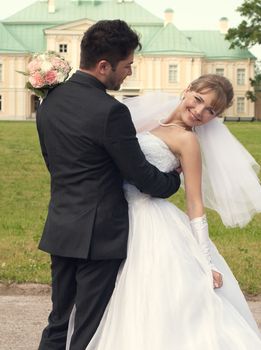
[171,130,200,156]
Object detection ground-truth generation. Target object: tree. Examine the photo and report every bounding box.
[225,0,261,102]
[225,0,261,49]
[246,62,261,102]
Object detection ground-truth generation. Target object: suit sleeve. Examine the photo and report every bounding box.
[103,103,180,198]
[36,112,50,172]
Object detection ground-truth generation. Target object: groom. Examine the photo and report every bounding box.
[37,20,181,350]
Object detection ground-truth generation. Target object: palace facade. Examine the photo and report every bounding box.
[0,0,256,120]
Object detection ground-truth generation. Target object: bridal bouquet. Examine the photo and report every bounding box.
[18,51,72,99]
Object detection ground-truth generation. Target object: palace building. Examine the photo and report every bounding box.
[0,0,256,120]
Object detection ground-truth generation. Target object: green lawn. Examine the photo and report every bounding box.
[0,121,260,295]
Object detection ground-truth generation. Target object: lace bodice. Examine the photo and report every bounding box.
[138,132,179,172]
[124,132,180,202]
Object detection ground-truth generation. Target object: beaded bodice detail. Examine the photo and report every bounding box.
[124,132,180,202]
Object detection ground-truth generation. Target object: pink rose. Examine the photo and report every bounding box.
[52,58,71,74]
[44,70,58,85]
[51,57,62,69]
[21,51,72,97]
[28,59,41,74]
[64,62,71,74]
[29,71,44,88]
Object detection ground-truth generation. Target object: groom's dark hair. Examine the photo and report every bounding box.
[80,20,142,70]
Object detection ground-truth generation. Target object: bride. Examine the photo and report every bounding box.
[67,74,261,349]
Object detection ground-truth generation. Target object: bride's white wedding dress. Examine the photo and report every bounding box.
[68,131,261,349]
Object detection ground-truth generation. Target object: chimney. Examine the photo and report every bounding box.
[219,17,229,34]
[164,8,174,26]
[48,0,55,13]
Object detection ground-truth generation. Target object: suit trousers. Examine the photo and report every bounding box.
[38,255,123,350]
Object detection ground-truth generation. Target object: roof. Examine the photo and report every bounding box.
[143,23,203,56]
[183,30,255,60]
[3,24,48,53]
[0,23,28,53]
[1,0,163,53]
[2,0,162,25]
[0,0,255,60]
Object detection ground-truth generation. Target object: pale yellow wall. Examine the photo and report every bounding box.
[45,20,94,71]
[120,55,203,96]
[0,54,32,120]
[120,55,255,118]
[0,22,256,120]
[46,34,82,70]
[202,59,255,117]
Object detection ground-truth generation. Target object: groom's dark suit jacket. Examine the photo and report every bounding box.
[36,71,180,260]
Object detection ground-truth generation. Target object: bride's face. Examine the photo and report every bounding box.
[179,89,217,127]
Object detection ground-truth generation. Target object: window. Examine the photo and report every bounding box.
[237,69,245,85]
[59,44,68,53]
[0,63,2,81]
[237,97,245,113]
[168,64,178,83]
[0,95,2,111]
[216,68,224,76]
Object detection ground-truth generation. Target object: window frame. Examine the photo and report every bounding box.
[237,68,246,86]
[215,68,224,76]
[237,96,245,114]
[59,44,68,53]
[168,64,178,84]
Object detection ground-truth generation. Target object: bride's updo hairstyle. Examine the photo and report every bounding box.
[189,74,234,116]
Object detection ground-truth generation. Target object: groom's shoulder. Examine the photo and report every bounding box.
[105,93,123,107]
[102,93,129,112]
[108,98,132,122]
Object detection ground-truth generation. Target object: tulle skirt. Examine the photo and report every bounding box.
[67,192,261,349]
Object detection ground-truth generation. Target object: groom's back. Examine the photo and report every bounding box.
[36,72,129,260]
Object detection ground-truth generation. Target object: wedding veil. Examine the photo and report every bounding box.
[123,92,261,228]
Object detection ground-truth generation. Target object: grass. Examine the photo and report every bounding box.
[0,122,50,283]
[0,121,260,294]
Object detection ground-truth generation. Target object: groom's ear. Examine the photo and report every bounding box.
[97,60,111,76]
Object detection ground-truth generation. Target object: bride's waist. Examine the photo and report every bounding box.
[123,183,151,203]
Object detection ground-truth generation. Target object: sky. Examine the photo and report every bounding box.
[0,0,260,59]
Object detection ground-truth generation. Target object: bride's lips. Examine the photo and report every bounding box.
[188,109,201,122]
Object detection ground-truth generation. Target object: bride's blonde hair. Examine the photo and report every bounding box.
[189,74,234,116]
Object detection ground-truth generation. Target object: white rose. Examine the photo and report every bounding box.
[56,71,66,83]
[40,61,53,73]
[38,54,46,61]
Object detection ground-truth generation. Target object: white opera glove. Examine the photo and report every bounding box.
[190,215,220,274]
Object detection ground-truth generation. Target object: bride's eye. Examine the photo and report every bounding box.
[194,96,201,103]
[207,108,216,116]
